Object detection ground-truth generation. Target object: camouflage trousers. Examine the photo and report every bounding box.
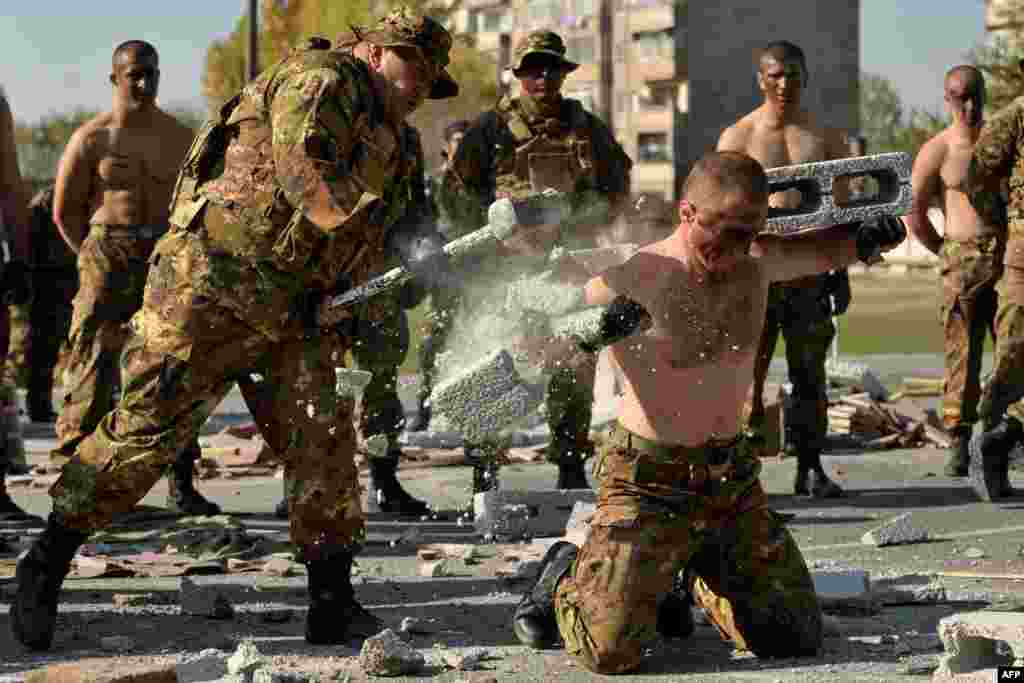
[352,300,410,459]
[979,265,1024,427]
[49,230,364,555]
[26,265,78,416]
[939,236,1002,431]
[750,277,835,453]
[553,423,822,674]
[54,225,166,458]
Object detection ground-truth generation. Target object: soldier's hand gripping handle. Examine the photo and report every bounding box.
[855,215,906,264]
[386,227,460,292]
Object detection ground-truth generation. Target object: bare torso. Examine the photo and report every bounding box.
[718,106,845,208]
[934,128,997,242]
[55,109,194,248]
[599,236,768,444]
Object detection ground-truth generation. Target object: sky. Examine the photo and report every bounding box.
[0,1,991,125]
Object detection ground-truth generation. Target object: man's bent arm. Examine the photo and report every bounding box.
[269,66,376,234]
[754,227,860,284]
[53,127,94,253]
[0,95,30,262]
[905,138,945,255]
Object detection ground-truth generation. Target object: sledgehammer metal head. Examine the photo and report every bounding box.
[321,193,570,318]
[764,152,912,235]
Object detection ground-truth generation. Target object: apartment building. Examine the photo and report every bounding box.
[451,0,681,199]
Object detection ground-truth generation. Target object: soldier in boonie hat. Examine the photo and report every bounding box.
[354,5,459,99]
[508,30,580,75]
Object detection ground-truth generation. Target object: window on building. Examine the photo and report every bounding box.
[468,7,514,33]
[633,28,673,61]
[637,132,670,163]
[637,83,674,110]
[566,35,595,65]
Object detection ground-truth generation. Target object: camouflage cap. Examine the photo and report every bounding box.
[509,30,579,74]
[357,5,458,99]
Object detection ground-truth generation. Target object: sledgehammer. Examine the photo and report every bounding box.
[318,192,570,324]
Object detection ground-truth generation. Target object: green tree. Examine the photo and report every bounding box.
[201,0,497,170]
[859,72,946,156]
[15,110,97,181]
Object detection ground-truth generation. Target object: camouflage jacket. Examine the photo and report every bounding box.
[439,94,632,248]
[172,40,430,294]
[968,97,1021,266]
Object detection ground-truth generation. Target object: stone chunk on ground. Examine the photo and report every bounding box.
[861,512,929,547]
[359,628,426,677]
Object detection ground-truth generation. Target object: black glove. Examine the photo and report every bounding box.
[388,228,460,292]
[825,269,851,316]
[1,261,32,306]
[855,215,906,264]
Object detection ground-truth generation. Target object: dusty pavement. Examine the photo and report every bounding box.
[3,354,1024,682]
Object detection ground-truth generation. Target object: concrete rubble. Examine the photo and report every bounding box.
[934,611,1024,681]
[358,628,426,677]
[862,511,930,547]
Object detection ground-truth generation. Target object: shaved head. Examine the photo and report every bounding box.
[683,151,768,205]
[757,41,807,74]
[112,40,158,69]
[945,64,984,95]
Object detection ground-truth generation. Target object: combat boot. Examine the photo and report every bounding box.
[471,460,501,495]
[512,540,578,648]
[0,465,40,521]
[165,447,222,516]
[969,417,1022,502]
[305,548,384,644]
[656,572,696,640]
[366,455,430,516]
[944,427,972,477]
[793,448,844,498]
[11,514,89,650]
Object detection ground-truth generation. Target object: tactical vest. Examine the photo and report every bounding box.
[491,96,597,202]
[167,38,415,290]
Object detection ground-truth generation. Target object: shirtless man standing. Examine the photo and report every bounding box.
[717,40,851,498]
[52,41,219,515]
[905,66,1003,479]
[508,151,905,674]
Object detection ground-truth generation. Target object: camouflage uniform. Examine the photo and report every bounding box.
[967,96,1024,428]
[441,31,632,472]
[53,220,167,458]
[48,19,457,552]
[552,423,822,674]
[24,186,78,422]
[939,236,1003,431]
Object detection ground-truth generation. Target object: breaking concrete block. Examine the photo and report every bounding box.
[474,489,597,540]
[176,649,229,683]
[764,153,912,236]
[399,616,439,634]
[359,628,425,677]
[179,577,234,619]
[861,512,929,547]
[934,611,1024,681]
